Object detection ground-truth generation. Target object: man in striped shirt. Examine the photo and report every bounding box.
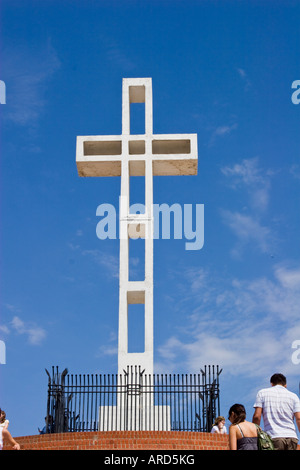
[252,373,300,450]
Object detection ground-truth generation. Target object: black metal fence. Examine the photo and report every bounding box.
[45,365,222,434]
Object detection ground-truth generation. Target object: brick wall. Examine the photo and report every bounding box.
[4,431,229,450]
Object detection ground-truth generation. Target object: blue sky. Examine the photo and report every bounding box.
[0,0,300,438]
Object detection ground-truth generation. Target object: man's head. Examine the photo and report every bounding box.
[270,373,287,387]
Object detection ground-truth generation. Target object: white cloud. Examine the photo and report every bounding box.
[290,164,300,180]
[158,331,281,378]
[184,266,207,292]
[221,157,271,212]
[97,344,118,357]
[82,250,119,279]
[210,123,237,145]
[221,210,271,254]
[11,316,46,345]
[96,330,118,359]
[155,265,300,381]
[0,325,10,335]
[250,187,270,213]
[214,123,237,136]
[82,249,141,280]
[237,68,247,79]
[275,266,300,289]
[26,326,47,346]
[220,158,275,255]
[221,157,266,186]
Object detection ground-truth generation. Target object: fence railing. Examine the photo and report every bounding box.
[45,365,222,433]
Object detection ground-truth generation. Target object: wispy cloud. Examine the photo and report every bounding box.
[290,164,300,180]
[237,68,251,91]
[82,250,120,279]
[156,265,300,381]
[100,33,135,70]
[2,40,60,126]
[220,157,274,255]
[0,305,47,346]
[221,157,268,187]
[96,330,118,358]
[274,265,300,290]
[82,248,142,280]
[0,325,10,335]
[221,157,271,212]
[4,303,22,313]
[214,123,237,137]
[221,210,271,255]
[210,123,237,145]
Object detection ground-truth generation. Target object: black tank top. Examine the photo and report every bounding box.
[236,424,258,450]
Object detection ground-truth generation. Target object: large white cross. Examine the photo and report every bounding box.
[76,78,198,377]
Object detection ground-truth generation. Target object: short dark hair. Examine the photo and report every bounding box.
[270,373,286,386]
[228,404,246,424]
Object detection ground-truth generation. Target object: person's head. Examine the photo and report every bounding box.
[228,404,246,424]
[213,416,226,427]
[270,373,287,387]
[0,409,6,423]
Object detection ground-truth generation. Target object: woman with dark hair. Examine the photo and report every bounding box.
[228,404,258,450]
[0,410,9,429]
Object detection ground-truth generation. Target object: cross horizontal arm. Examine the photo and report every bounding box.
[76,133,198,177]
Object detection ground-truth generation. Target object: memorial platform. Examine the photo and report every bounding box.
[4,430,229,450]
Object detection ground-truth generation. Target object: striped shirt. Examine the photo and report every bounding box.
[253,385,300,439]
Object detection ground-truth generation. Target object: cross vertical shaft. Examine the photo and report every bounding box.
[119,78,154,376]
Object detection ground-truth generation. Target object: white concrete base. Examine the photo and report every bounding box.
[98,405,171,431]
